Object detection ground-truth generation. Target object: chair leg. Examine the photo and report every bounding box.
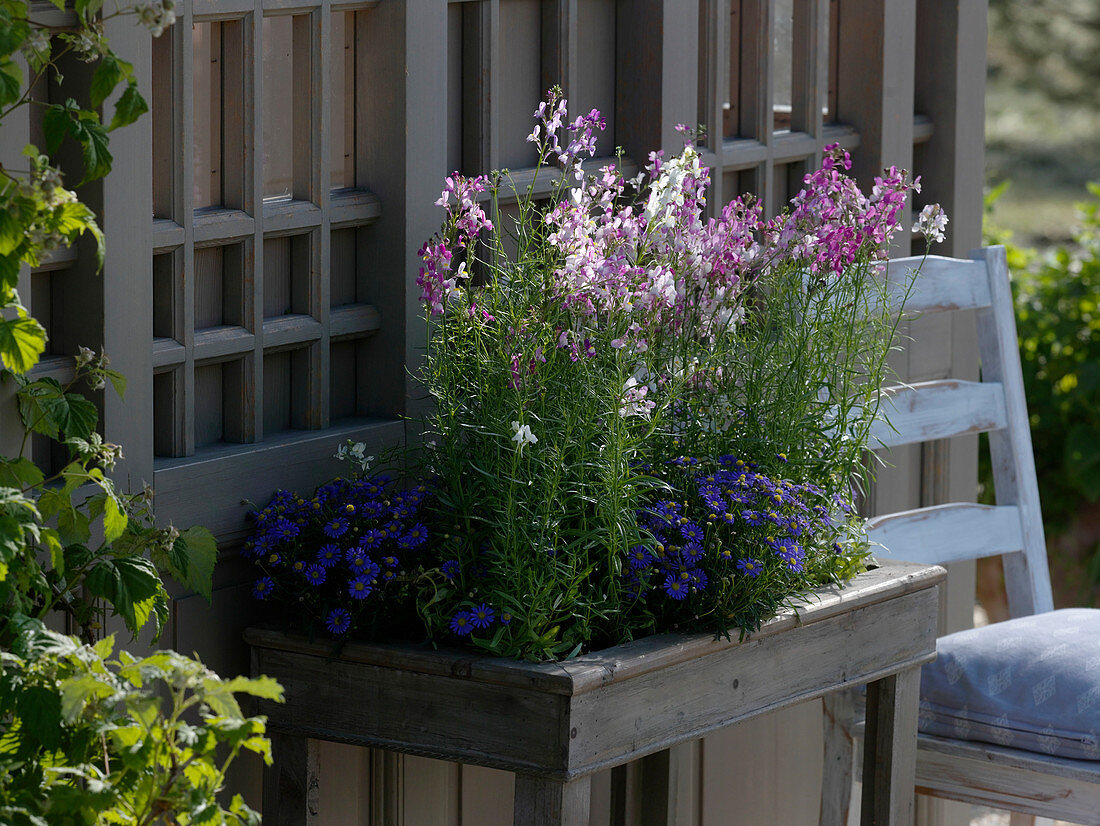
[822,689,860,826]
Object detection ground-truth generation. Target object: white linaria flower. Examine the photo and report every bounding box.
[510,421,538,451]
[912,203,949,244]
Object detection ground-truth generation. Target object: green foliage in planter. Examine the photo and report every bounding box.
[407,93,929,660]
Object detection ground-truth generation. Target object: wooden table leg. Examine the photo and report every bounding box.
[263,732,319,826]
[514,774,591,826]
[861,667,920,826]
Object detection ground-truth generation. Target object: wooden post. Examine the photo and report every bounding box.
[862,668,921,826]
[263,732,319,826]
[513,774,591,826]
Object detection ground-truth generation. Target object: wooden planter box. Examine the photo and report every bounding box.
[247,560,944,826]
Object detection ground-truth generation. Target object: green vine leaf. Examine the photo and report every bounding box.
[0,312,47,374]
[0,58,21,108]
[90,54,131,108]
[84,556,162,635]
[108,82,147,132]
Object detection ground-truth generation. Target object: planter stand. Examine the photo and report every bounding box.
[247,560,943,825]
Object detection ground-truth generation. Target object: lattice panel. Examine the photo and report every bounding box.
[150,0,384,459]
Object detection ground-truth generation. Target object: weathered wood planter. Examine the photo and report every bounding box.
[247,560,944,826]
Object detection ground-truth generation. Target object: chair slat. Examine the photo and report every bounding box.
[886,255,992,315]
[868,503,1024,566]
[870,379,1008,449]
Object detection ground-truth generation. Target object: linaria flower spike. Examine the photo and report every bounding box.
[510,421,538,450]
[913,203,948,243]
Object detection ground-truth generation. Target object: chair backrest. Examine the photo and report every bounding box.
[868,246,1053,617]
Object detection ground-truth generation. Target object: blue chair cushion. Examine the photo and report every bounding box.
[918,608,1100,760]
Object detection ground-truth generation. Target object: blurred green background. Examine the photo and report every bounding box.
[979,0,1100,616]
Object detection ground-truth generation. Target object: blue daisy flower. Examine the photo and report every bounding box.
[304,564,326,585]
[252,577,275,600]
[470,604,495,628]
[449,611,474,636]
[325,608,351,635]
[348,577,373,600]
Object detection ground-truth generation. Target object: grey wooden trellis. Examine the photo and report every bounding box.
[0,0,987,823]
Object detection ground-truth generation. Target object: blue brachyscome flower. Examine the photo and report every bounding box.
[326,608,351,635]
[252,577,275,600]
[450,611,474,635]
[471,604,495,628]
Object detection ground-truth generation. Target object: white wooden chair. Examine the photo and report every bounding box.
[821,246,1100,825]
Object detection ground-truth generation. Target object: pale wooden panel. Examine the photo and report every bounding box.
[315,742,370,826]
[870,380,1008,449]
[700,702,822,825]
[460,765,514,825]
[574,0,616,153]
[870,503,1024,565]
[497,0,541,169]
[401,757,459,826]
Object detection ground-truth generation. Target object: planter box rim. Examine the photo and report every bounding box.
[245,559,943,698]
